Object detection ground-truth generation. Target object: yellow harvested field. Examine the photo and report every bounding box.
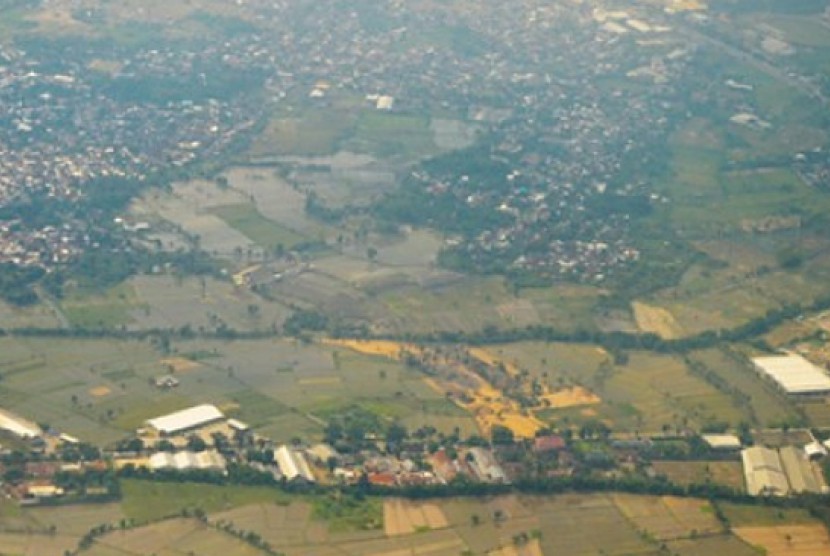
[733,525,830,555]
[632,301,684,339]
[612,494,721,541]
[328,339,551,438]
[487,539,543,556]
[161,357,201,373]
[541,386,601,408]
[469,347,520,377]
[89,386,111,397]
[384,499,449,537]
[323,339,423,359]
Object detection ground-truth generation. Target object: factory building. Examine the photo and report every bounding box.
[145,404,225,437]
[741,446,789,496]
[148,450,226,472]
[274,445,315,483]
[751,354,830,399]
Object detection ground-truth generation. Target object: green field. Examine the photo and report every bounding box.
[209,203,307,251]
[61,283,145,329]
[345,110,438,159]
[687,348,799,428]
[120,480,290,523]
[0,480,825,556]
[759,14,830,47]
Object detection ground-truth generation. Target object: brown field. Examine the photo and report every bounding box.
[733,524,830,555]
[383,499,449,537]
[612,494,722,541]
[328,340,548,438]
[0,532,80,556]
[666,534,761,556]
[88,386,111,397]
[88,517,264,556]
[687,348,797,428]
[652,461,746,491]
[160,357,201,373]
[540,386,601,409]
[632,301,685,339]
[603,351,744,431]
[487,538,543,556]
[14,490,819,556]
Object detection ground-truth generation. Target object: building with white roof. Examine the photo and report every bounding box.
[779,446,822,494]
[274,445,315,483]
[701,434,742,451]
[752,355,830,398]
[145,404,225,436]
[149,450,226,472]
[742,446,789,496]
[805,441,827,460]
[0,408,41,438]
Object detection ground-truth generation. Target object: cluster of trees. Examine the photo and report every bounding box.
[0,263,44,306]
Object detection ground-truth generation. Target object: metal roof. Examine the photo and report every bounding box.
[742,446,789,496]
[752,355,830,394]
[274,445,315,482]
[145,404,224,435]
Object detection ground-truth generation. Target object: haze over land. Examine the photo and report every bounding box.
[1,0,830,554]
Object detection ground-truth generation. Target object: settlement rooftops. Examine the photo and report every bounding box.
[145,404,225,436]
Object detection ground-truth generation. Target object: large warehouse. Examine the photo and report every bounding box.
[741,446,789,496]
[145,404,225,436]
[751,354,830,399]
[274,445,315,483]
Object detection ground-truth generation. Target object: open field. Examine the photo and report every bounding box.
[612,494,722,541]
[61,283,145,329]
[249,109,358,157]
[651,461,746,491]
[85,517,266,556]
[384,499,449,536]
[718,503,822,528]
[686,348,799,427]
[120,480,289,523]
[0,335,473,446]
[604,352,744,431]
[1,486,823,556]
[481,344,745,431]
[132,178,268,258]
[733,524,830,555]
[652,237,830,336]
[666,535,761,556]
[755,14,830,48]
[0,300,62,329]
[209,203,307,251]
[126,274,292,333]
[632,301,684,339]
[327,340,568,439]
[222,167,334,238]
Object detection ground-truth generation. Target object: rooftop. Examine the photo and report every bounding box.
[701,434,742,450]
[145,404,225,435]
[742,446,789,496]
[752,355,830,394]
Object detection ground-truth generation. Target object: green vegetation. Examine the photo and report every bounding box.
[209,203,307,251]
[120,479,289,523]
[311,492,382,531]
[61,283,144,329]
